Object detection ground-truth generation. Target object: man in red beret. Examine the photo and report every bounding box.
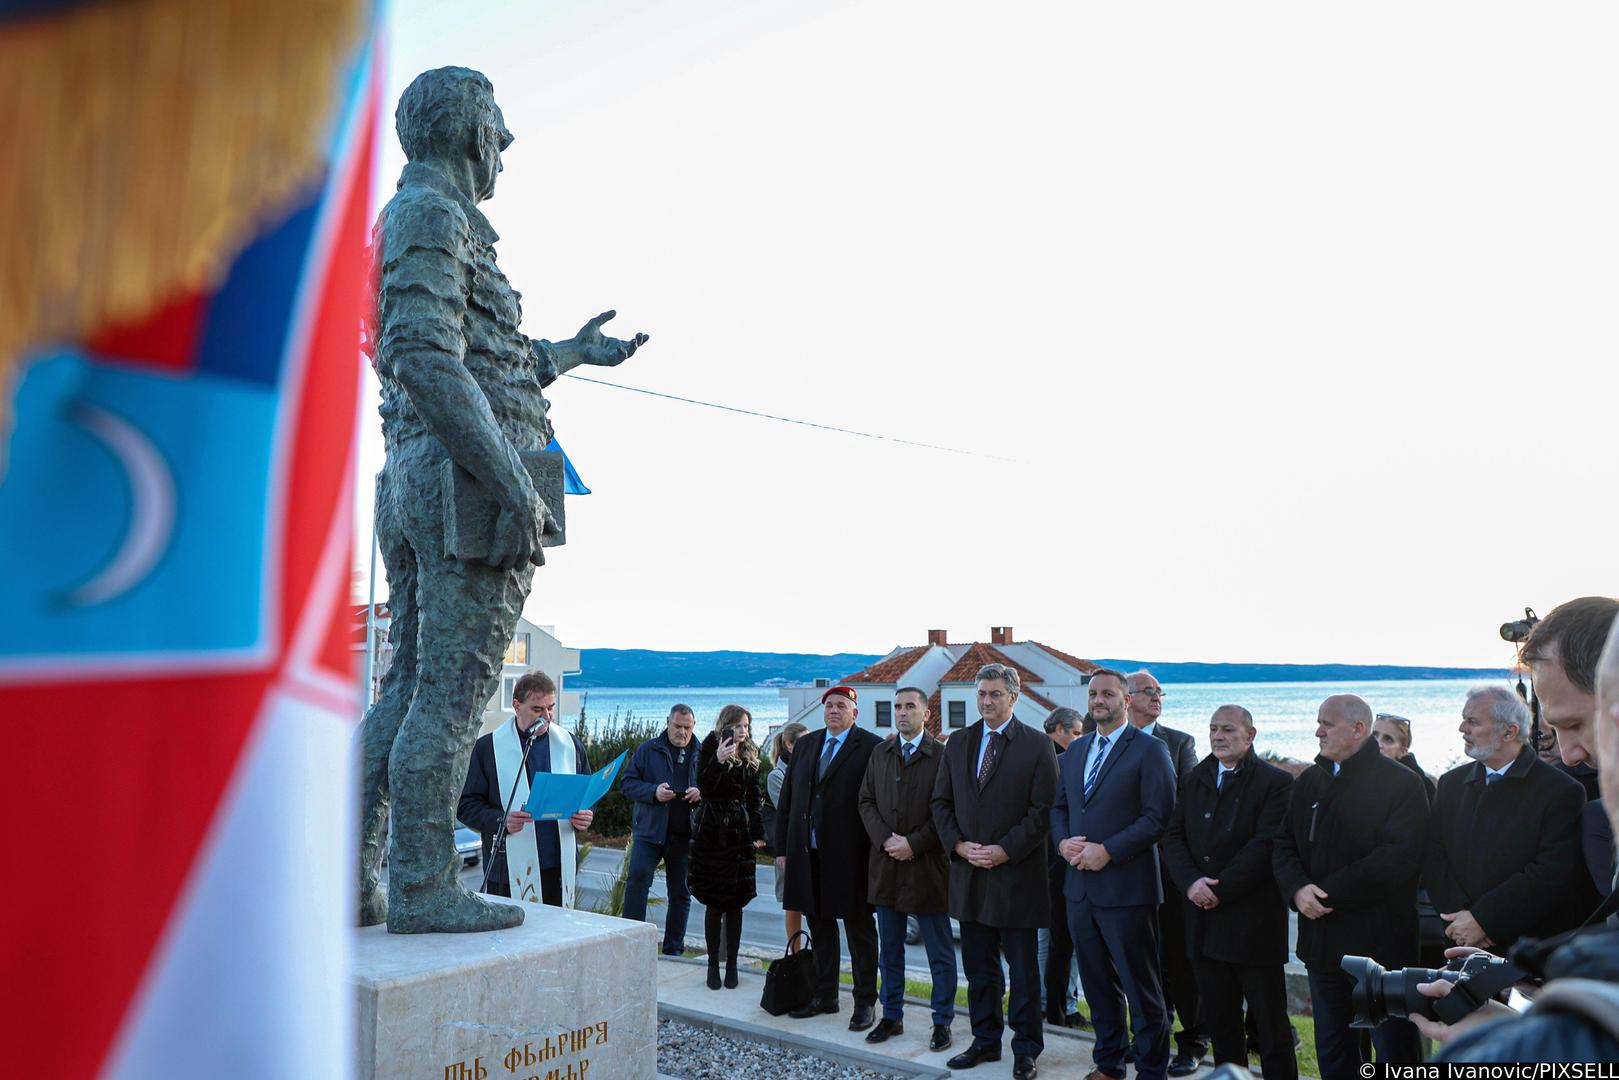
[775,685,885,1029]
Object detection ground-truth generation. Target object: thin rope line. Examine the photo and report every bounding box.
[560,373,1018,462]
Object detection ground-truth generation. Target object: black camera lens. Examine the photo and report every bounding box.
[1343,956,1447,1027]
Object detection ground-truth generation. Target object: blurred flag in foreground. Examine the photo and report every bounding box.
[0,1,376,1076]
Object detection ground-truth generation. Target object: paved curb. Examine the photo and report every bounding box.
[657,1002,953,1080]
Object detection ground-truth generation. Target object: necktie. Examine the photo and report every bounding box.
[818,734,841,780]
[902,741,914,762]
[977,731,1000,788]
[1485,772,1501,786]
[1217,769,1227,791]
[1084,735,1110,800]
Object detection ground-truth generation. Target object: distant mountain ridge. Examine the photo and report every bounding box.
[573,648,1509,688]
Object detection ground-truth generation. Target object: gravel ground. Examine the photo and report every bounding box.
[656,1019,906,1080]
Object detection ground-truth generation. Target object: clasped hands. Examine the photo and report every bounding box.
[883,833,915,861]
[1057,835,1111,871]
[1293,883,1333,919]
[1186,877,1220,909]
[954,840,1009,869]
[654,782,701,805]
[1441,909,1493,949]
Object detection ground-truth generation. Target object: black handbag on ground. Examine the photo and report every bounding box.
[759,931,815,1016]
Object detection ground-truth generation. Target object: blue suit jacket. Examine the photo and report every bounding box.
[1050,722,1176,907]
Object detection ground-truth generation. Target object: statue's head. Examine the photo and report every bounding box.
[395,66,511,202]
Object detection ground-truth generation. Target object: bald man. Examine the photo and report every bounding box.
[1272,694,1429,1080]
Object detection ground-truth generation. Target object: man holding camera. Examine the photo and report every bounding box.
[1417,599,1619,1062]
[1272,693,1428,1080]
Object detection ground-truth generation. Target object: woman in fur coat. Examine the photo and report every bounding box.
[689,704,766,989]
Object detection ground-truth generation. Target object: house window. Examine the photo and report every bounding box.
[948,701,966,728]
[503,676,516,705]
[505,633,530,665]
[875,701,892,728]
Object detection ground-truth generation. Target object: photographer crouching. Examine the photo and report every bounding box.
[1413,599,1619,1060]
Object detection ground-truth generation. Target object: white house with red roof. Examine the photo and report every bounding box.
[779,627,1100,739]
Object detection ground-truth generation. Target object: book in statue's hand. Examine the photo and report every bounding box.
[440,449,566,563]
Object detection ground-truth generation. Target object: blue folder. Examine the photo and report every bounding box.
[524,750,627,821]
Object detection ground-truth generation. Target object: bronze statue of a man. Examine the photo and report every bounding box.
[359,67,648,933]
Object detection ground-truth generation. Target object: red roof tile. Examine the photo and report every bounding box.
[843,646,928,684]
[938,642,1043,686]
[926,690,943,739]
[1022,686,1056,711]
[1029,641,1100,676]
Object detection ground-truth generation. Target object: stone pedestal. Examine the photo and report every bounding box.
[353,897,657,1080]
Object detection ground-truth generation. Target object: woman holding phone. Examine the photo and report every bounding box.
[690,703,766,989]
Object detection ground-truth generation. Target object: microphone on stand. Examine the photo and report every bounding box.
[478,719,546,897]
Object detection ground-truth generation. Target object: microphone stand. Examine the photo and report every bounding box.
[478,720,544,896]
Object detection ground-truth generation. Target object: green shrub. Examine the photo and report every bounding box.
[575,701,661,839]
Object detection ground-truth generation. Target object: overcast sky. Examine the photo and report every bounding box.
[358,0,1617,666]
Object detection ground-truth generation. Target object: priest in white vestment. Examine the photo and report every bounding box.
[459,671,593,907]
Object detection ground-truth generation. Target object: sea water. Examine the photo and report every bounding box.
[573,677,1514,775]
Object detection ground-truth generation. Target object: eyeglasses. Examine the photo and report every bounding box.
[1133,688,1165,699]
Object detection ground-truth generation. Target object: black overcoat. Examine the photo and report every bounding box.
[858,733,949,913]
[1273,736,1429,969]
[775,724,883,920]
[1151,723,1200,781]
[932,717,1059,929]
[1162,749,1293,965]
[688,731,765,909]
[1424,744,1588,948]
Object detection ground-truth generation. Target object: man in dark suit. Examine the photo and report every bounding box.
[1425,685,1589,951]
[1273,694,1428,1080]
[1163,706,1297,1080]
[1053,668,1178,1080]
[775,684,884,1029]
[1127,669,1206,1076]
[933,663,1059,1080]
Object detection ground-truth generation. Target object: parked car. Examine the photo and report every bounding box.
[455,826,482,867]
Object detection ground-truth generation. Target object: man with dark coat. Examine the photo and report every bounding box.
[933,663,1059,1080]
[1163,706,1297,1080]
[1128,669,1207,1077]
[1041,708,1086,1027]
[1273,694,1428,1080]
[1054,668,1178,1080]
[1425,685,1589,951]
[857,687,955,1051]
[619,704,701,954]
[775,684,884,1029]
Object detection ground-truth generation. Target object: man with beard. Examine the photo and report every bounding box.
[775,685,883,1028]
[933,664,1059,1079]
[1273,694,1428,1080]
[1424,686,1588,952]
[1163,706,1297,1080]
[858,687,956,1050]
[1053,669,1177,1080]
[1127,670,1206,1076]
[1419,614,1619,1062]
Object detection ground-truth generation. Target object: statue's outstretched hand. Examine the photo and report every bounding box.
[574,310,649,367]
[488,494,551,570]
